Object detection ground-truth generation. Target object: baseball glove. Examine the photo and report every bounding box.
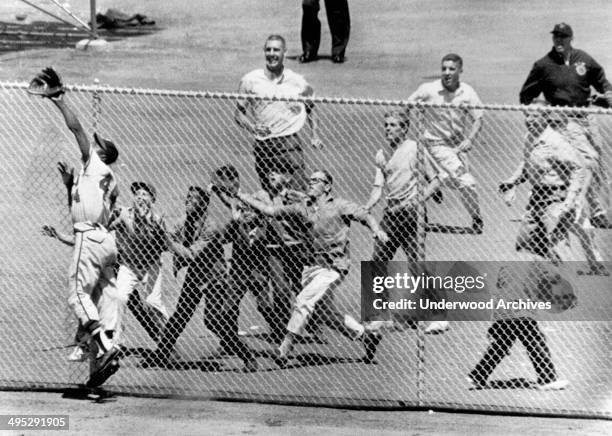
[27,67,65,98]
[589,93,611,109]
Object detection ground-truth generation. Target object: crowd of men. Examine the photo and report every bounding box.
[36,22,611,390]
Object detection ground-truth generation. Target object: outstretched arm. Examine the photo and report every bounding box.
[365,168,384,211]
[237,191,290,216]
[52,97,91,163]
[302,85,322,149]
[41,225,75,246]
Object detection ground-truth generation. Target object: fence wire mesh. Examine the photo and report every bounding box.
[0,81,611,418]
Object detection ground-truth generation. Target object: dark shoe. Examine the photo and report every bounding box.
[86,347,120,388]
[273,349,289,369]
[591,214,612,229]
[432,189,444,204]
[141,350,180,369]
[467,373,488,390]
[332,55,345,64]
[299,52,317,63]
[242,358,259,373]
[472,216,484,234]
[362,332,382,364]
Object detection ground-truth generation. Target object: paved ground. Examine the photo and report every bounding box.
[2,391,612,436]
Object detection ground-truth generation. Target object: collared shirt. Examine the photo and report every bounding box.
[407,80,483,145]
[520,48,612,107]
[273,196,369,272]
[373,139,436,207]
[109,206,167,272]
[524,126,586,193]
[238,68,313,140]
[71,146,118,226]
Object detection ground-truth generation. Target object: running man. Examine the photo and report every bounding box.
[236,170,389,365]
[365,110,446,333]
[407,53,484,233]
[235,34,322,192]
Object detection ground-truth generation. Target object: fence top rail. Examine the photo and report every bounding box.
[2,80,611,115]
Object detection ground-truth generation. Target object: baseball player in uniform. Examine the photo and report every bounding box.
[407,53,484,234]
[519,23,612,229]
[235,34,322,193]
[106,181,171,346]
[34,67,122,387]
[365,110,448,334]
[498,107,604,270]
[236,170,389,366]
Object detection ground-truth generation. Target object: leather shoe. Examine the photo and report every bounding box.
[299,52,317,63]
[332,55,345,64]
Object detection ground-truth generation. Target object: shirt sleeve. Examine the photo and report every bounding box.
[587,57,612,94]
[373,168,385,187]
[466,86,484,120]
[407,83,428,102]
[519,62,544,104]
[338,199,370,221]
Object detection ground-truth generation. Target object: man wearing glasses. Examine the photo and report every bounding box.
[236,170,389,366]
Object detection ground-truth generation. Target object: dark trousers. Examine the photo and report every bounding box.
[368,206,421,322]
[302,0,350,57]
[157,266,254,363]
[254,135,307,192]
[470,317,557,384]
[127,291,166,343]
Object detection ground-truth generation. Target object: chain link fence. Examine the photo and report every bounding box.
[0,81,611,418]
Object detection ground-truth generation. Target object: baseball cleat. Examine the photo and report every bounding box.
[86,346,121,388]
[362,331,382,364]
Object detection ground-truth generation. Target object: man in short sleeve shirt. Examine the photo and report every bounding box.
[408,53,484,233]
[236,34,322,193]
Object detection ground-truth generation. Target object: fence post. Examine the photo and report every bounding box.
[90,0,98,39]
[415,104,427,407]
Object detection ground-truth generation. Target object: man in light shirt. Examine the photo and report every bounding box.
[365,110,446,334]
[407,53,484,234]
[235,34,322,193]
[236,170,389,366]
[498,105,605,272]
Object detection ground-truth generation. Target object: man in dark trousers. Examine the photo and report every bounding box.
[519,22,612,229]
[299,0,350,64]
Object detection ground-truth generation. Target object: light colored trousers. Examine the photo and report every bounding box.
[287,265,365,340]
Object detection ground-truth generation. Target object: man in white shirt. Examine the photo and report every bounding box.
[235,34,322,193]
[407,53,484,234]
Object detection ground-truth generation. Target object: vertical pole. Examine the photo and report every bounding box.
[90,0,97,39]
[414,103,426,407]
